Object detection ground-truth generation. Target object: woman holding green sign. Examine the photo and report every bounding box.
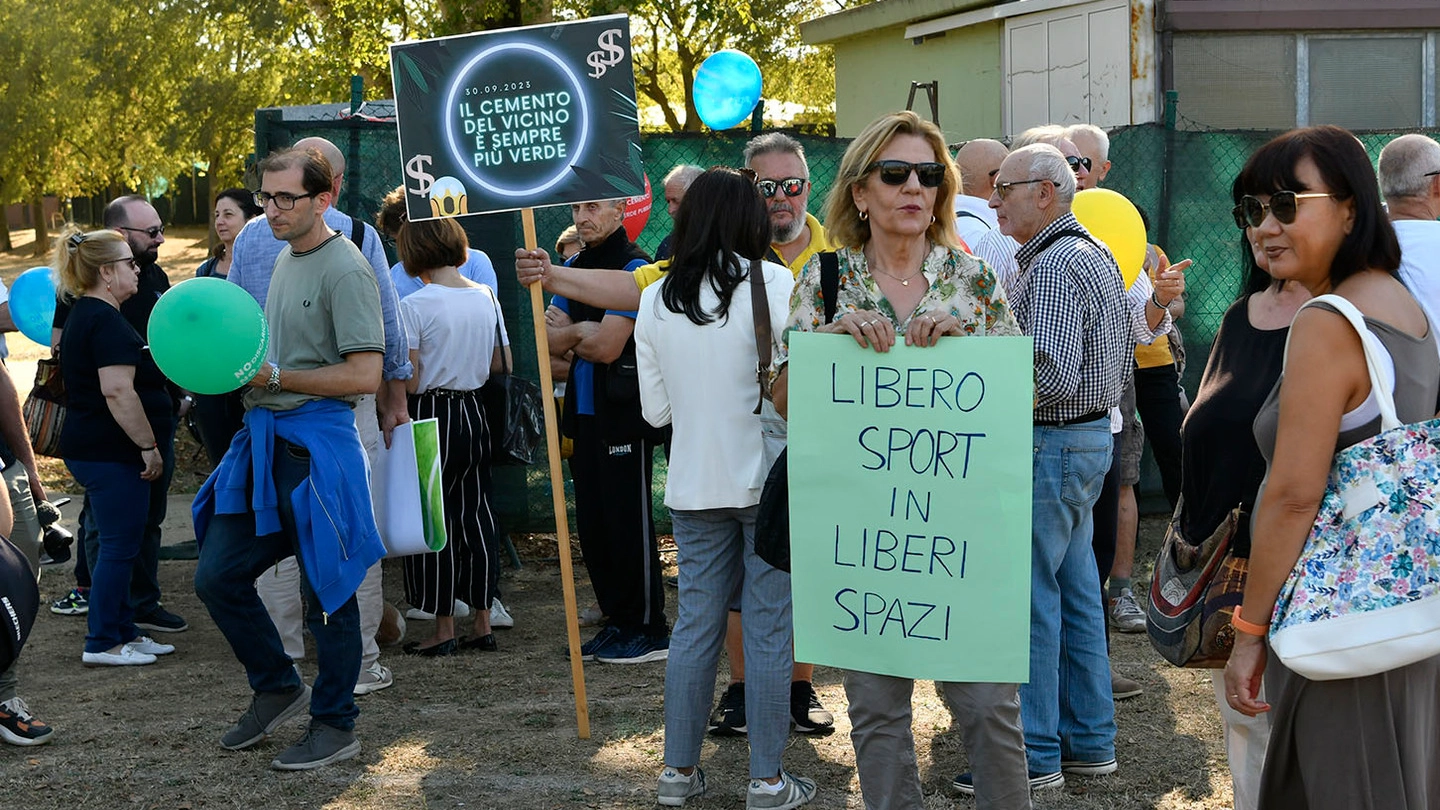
[394,216,510,657]
[771,111,1029,810]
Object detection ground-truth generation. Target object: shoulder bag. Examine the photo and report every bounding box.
[755,253,839,572]
[1268,294,1440,680]
[1145,496,1247,668]
[22,356,66,458]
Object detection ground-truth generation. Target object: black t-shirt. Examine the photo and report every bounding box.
[52,261,170,337]
[58,297,174,464]
[1179,295,1289,557]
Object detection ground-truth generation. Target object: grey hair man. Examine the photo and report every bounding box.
[972,127,1088,290]
[953,139,1008,247]
[1380,133,1440,330]
[1065,124,1112,188]
[655,165,704,260]
[987,142,1128,789]
[743,132,832,270]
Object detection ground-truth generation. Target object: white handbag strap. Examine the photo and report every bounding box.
[1282,293,1400,432]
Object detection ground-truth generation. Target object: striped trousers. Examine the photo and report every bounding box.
[402,389,501,616]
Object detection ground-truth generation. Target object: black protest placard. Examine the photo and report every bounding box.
[390,14,645,220]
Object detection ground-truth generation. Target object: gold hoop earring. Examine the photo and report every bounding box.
[858,210,868,221]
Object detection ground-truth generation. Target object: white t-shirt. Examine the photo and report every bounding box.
[1394,219,1440,346]
[954,195,999,251]
[399,284,509,393]
[634,257,794,511]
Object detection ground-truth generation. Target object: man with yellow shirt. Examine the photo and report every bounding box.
[518,133,830,306]
[515,132,837,736]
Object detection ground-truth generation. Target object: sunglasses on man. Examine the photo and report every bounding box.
[1065,156,1092,173]
[756,177,807,198]
[1231,191,1339,229]
[865,160,946,188]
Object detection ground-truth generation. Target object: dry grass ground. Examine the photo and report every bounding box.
[0,226,1236,809]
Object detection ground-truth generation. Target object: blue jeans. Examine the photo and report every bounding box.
[663,507,793,779]
[193,439,361,730]
[1020,421,1116,773]
[78,434,174,614]
[65,459,150,653]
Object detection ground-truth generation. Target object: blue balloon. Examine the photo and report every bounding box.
[9,267,56,346]
[693,50,763,131]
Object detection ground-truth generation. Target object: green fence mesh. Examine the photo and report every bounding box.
[253,103,1439,528]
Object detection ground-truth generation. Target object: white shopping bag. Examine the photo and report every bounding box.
[371,418,447,557]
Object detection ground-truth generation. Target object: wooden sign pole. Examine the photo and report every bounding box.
[520,207,591,739]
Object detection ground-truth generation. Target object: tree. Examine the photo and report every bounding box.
[563,0,832,131]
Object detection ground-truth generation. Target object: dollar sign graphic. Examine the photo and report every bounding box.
[405,154,434,197]
[586,29,625,79]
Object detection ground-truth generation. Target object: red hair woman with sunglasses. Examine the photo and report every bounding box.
[771,111,1027,810]
[1222,126,1439,808]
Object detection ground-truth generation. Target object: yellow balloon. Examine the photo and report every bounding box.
[1072,188,1146,289]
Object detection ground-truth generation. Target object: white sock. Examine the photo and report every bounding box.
[751,777,785,793]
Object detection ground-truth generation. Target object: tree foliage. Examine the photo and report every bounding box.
[0,0,833,248]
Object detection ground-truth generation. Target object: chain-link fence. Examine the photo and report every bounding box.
[253,101,1438,528]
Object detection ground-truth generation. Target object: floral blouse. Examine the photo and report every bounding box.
[779,244,1021,363]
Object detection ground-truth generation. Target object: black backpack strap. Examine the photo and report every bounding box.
[1031,228,1099,257]
[819,251,840,325]
[956,210,991,228]
[349,217,365,250]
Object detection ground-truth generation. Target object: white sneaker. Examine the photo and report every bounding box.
[490,599,514,629]
[657,766,706,807]
[1108,588,1147,633]
[82,646,157,667]
[404,600,472,621]
[127,637,175,656]
[353,662,394,696]
[747,771,816,810]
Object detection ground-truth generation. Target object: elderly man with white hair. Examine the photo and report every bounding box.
[1379,133,1440,332]
[954,144,1129,796]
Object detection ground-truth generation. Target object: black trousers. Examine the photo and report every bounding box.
[1133,363,1185,510]
[569,414,666,635]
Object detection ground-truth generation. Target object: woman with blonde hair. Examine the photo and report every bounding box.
[55,228,176,667]
[773,110,1029,810]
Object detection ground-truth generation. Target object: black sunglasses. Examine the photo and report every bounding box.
[865,160,946,188]
[119,224,165,239]
[1231,191,1338,229]
[756,177,807,198]
[1065,155,1093,173]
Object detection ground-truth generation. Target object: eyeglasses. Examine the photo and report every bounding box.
[993,178,1049,200]
[865,160,946,188]
[119,225,165,239]
[105,256,137,269]
[254,191,317,210]
[1065,156,1093,174]
[1231,191,1339,229]
[1426,170,1440,178]
[756,177,807,198]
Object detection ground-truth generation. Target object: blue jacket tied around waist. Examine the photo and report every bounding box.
[192,399,385,615]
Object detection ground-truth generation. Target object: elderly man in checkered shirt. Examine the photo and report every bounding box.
[988,142,1130,792]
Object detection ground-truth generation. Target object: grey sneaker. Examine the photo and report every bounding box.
[270,721,361,770]
[1108,588,1146,633]
[657,766,706,807]
[747,771,816,810]
[220,685,310,750]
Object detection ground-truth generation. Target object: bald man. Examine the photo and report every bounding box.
[954,139,1008,248]
[228,137,412,697]
[1380,133,1440,331]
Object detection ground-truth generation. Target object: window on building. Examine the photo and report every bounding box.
[1173,32,1437,129]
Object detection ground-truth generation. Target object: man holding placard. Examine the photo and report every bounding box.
[983,143,1129,790]
[194,146,387,771]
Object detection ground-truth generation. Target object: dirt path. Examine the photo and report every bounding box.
[5,507,1234,810]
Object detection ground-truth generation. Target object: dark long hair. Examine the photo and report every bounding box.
[1235,125,1400,286]
[661,168,771,325]
[1231,175,1277,299]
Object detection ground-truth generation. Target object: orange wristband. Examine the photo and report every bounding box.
[1231,605,1269,636]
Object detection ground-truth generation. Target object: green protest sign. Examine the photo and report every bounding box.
[390,14,644,220]
[787,332,1034,683]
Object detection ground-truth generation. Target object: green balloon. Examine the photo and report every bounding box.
[148,278,269,395]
